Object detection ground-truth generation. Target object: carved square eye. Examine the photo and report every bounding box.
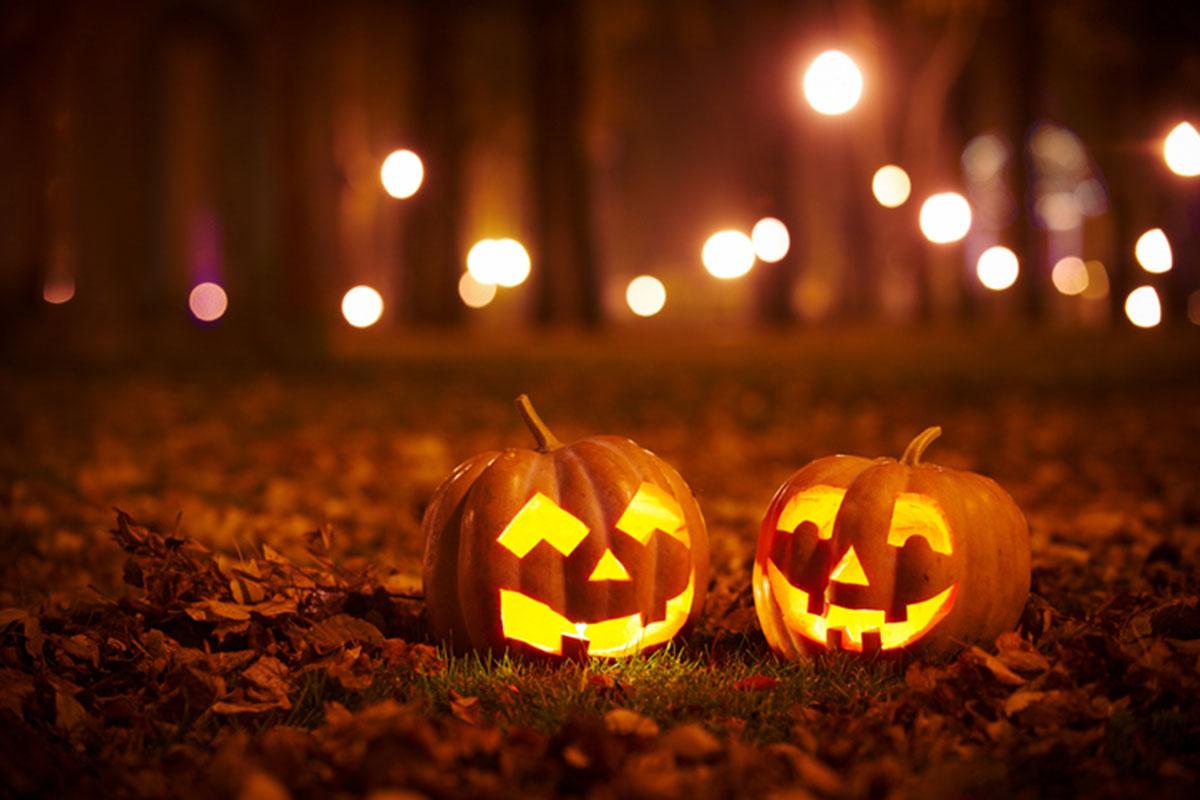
[615,483,688,546]
[887,493,953,555]
[777,485,845,539]
[496,492,589,557]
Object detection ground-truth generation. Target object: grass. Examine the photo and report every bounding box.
[281,638,907,742]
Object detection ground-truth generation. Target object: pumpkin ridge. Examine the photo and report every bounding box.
[595,439,664,622]
[555,444,614,621]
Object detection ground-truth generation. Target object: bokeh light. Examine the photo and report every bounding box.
[341,285,384,328]
[467,238,531,288]
[802,50,863,116]
[380,149,424,199]
[1164,122,1200,177]
[1124,286,1161,329]
[1081,260,1110,300]
[751,217,790,263]
[43,276,76,305]
[1188,291,1200,326]
[962,134,1010,184]
[702,230,756,279]
[458,272,497,309]
[625,275,667,317]
[918,192,972,244]
[188,282,228,322]
[976,246,1019,291]
[1134,228,1172,273]
[1051,257,1089,296]
[871,165,912,208]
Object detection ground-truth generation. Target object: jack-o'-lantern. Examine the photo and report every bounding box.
[422,395,709,658]
[753,427,1029,658]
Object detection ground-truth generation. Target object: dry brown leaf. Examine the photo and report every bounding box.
[450,692,484,726]
[965,646,1026,686]
[659,723,722,761]
[306,615,384,654]
[605,708,660,738]
[768,743,846,796]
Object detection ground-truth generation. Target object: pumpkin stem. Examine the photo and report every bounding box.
[900,426,942,466]
[514,394,563,451]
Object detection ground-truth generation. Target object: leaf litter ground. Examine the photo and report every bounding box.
[1,329,1199,798]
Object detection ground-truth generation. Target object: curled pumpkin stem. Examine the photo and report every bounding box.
[515,394,563,451]
[900,426,942,466]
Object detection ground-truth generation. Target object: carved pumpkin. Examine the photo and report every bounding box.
[753,427,1029,658]
[422,395,709,658]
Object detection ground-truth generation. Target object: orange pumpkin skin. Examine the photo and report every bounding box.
[753,428,1030,659]
[422,396,709,658]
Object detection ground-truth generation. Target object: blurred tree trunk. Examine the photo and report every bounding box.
[527,0,600,326]
[739,0,799,325]
[1010,0,1042,320]
[402,1,464,326]
[899,5,984,321]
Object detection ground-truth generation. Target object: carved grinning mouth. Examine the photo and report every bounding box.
[763,561,956,652]
[500,572,695,658]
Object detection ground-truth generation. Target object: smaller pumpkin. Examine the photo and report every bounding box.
[753,427,1030,658]
[422,395,709,659]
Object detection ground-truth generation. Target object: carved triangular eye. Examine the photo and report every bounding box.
[496,492,589,557]
[829,546,870,586]
[588,549,632,582]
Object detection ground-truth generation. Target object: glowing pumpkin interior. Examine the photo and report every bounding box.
[496,482,695,658]
[764,485,958,652]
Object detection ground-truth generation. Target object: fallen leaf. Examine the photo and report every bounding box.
[660,723,722,761]
[306,615,384,654]
[965,646,1026,686]
[605,708,660,738]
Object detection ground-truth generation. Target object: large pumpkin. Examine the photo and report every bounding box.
[753,427,1029,658]
[423,395,709,658]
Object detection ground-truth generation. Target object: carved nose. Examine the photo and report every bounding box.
[587,548,632,581]
[829,546,870,586]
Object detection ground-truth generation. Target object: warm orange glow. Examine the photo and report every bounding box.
[975,246,1019,291]
[871,165,912,208]
[1164,122,1200,177]
[1124,286,1162,329]
[467,238,531,287]
[802,50,863,116]
[829,547,869,586]
[1135,228,1172,274]
[341,285,384,328]
[616,483,689,547]
[188,282,228,322]
[777,485,845,539]
[498,572,695,658]
[1051,257,1089,296]
[764,561,957,652]
[496,492,590,557]
[43,276,75,305]
[702,230,755,279]
[458,271,497,309]
[380,149,424,199]
[588,549,632,582]
[751,217,790,263]
[888,493,954,555]
[919,193,972,244]
[625,275,666,317]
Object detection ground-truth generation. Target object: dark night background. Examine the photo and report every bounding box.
[2,0,1199,352]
